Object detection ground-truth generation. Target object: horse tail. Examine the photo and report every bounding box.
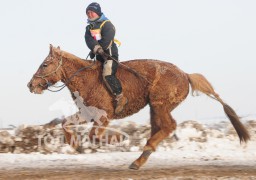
[187,73,250,143]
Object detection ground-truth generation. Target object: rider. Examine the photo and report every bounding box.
[84,2,127,114]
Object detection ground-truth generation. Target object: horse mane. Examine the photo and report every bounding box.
[52,46,94,67]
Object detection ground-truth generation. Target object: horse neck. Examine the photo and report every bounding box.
[60,54,99,93]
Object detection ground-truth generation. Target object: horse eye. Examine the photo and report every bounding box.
[42,63,48,68]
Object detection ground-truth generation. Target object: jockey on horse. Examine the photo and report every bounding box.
[85,2,128,114]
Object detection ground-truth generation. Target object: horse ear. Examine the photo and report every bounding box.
[56,46,61,55]
[49,44,54,55]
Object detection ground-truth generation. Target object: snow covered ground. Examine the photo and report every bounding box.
[0,120,255,171]
[0,120,255,179]
[0,150,255,171]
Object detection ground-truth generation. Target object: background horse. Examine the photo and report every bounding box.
[28,45,250,170]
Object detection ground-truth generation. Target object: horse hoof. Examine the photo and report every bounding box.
[129,163,140,170]
[76,146,84,153]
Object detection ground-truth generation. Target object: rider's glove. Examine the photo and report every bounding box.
[93,45,108,61]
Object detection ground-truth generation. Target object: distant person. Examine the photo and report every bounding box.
[84,2,127,114]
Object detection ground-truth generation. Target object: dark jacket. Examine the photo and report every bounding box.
[85,14,118,63]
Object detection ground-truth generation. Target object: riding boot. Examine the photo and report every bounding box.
[104,75,128,114]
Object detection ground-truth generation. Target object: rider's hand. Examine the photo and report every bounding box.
[93,45,108,60]
[97,47,105,56]
[93,45,104,55]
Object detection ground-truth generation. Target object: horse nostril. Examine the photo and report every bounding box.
[27,82,32,88]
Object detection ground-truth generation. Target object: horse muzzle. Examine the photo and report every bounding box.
[27,81,43,94]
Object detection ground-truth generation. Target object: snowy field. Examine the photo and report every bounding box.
[0,120,256,179]
[0,149,255,171]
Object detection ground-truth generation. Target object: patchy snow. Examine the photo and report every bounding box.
[0,120,255,170]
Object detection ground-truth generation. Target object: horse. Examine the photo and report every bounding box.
[28,45,250,170]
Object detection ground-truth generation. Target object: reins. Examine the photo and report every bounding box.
[47,53,96,92]
[35,49,152,92]
[35,52,96,92]
[104,54,152,85]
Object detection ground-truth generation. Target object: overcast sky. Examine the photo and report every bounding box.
[0,0,256,128]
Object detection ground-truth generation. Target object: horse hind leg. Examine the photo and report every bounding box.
[129,105,177,170]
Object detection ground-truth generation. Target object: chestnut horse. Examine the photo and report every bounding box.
[28,45,250,170]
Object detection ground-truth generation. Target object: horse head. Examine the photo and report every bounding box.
[28,44,63,94]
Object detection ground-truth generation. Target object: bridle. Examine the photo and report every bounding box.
[34,51,95,92]
[32,48,152,93]
[34,52,64,91]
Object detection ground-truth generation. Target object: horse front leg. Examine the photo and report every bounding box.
[61,113,89,150]
[129,105,177,170]
[89,116,124,145]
